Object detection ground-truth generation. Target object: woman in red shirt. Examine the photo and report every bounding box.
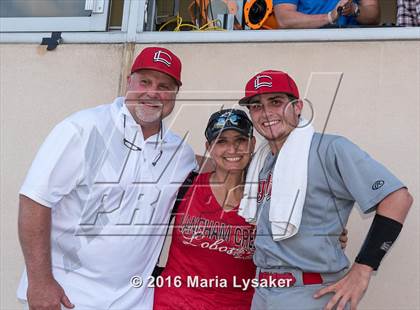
[154,109,257,309]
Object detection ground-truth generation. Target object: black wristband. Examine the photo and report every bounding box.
[355,214,402,271]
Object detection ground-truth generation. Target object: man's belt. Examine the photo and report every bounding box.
[258,271,323,287]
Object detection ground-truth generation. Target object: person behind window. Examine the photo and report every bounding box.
[397,0,420,26]
[273,0,380,28]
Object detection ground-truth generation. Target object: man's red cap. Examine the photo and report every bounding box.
[239,70,299,105]
[131,47,182,86]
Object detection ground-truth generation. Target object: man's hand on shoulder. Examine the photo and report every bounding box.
[27,277,74,310]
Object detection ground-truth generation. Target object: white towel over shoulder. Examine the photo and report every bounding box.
[239,118,314,241]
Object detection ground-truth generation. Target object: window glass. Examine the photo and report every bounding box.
[109,0,124,28]
[154,0,245,31]
[0,0,90,18]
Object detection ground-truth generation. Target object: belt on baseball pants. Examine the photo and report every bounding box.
[256,267,346,288]
[258,271,322,287]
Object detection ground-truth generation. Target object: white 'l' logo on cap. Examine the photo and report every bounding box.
[153,51,172,67]
[254,75,272,90]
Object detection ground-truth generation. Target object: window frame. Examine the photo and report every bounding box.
[0,0,419,42]
[0,0,111,32]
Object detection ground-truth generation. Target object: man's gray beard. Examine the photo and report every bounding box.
[134,106,162,124]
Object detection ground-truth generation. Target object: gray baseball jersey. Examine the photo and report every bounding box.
[253,133,405,272]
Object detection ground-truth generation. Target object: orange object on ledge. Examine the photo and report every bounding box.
[244,0,279,29]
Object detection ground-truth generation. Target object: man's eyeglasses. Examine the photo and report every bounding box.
[123,115,142,151]
[122,115,163,166]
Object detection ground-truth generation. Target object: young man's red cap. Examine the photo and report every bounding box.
[239,70,299,105]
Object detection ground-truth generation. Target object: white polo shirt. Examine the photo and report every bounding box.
[17,97,196,309]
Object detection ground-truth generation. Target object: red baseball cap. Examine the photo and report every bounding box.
[239,70,299,105]
[131,47,182,86]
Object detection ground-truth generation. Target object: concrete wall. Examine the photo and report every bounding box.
[1,41,419,309]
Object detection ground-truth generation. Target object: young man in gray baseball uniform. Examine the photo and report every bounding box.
[238,70,413,309]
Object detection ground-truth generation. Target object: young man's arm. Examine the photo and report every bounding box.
[19,195,74,310]
[273,0,351,29]
[314,188,413,310]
